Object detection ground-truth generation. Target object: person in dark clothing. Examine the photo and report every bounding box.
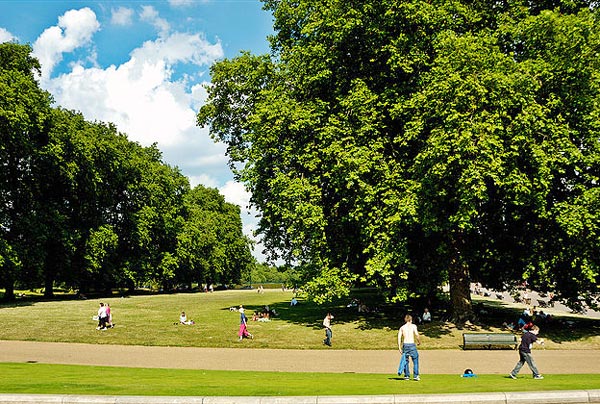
[509,325,545,379]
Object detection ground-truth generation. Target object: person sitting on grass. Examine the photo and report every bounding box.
[179,311,195,325]
[421,308,432,323]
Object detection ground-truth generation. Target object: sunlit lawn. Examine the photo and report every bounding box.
[1,363,599,396]
[0,289,599,350]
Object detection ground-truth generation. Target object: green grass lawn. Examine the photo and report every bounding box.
[1,289,598,350]
[1,289,600,397]
[1,363,599,396]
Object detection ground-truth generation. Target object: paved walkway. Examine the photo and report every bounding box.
[1,391,600,404]
[2,340,600,374]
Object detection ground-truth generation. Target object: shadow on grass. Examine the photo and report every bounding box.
[222,291,599,346]
[256,294,457,340]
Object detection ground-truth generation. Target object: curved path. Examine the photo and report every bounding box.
[1,340,599,374]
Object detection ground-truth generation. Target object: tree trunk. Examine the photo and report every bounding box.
[2,281,15,301]
[448,237,474,323]
[44,275,54,298]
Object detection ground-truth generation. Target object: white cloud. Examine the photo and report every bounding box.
[131,32,223,66]
[0,27,16,43]
[44,32,223,149]
[190,82,209,110]
[140,5,170,36]
[189,174,219,189]
[111,7,134,26]
[220,181,251,210]
[219,180,273,263]
[32,8,100,80]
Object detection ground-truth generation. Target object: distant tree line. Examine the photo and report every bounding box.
[0,43,254,301]
[243,263,302,287]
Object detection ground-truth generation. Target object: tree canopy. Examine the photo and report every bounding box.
[0,43,254,300]
[198,0,600,319]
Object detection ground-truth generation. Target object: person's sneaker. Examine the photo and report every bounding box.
[404,376,410,381]
[414,376,420,381]
[508,374,517,379]
[534,375,544,379]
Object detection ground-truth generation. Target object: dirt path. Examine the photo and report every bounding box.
[1,340,599,375]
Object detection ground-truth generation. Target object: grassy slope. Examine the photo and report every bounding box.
[0,289,598,350]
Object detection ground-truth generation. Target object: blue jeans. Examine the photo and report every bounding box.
[402,343,419,377]
[324,328,332,346]
[397,351,407,376]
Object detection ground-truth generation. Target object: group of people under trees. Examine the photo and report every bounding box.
[236,304,283,340]
[503,306,553,332]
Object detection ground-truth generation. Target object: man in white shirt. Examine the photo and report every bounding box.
[96,303,108,330]
[322,312,334,346]
[398,314,421,381]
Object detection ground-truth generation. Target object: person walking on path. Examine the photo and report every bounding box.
[237,305,253,341]
[398,314,421,381]
[323,312,334,346]
[509,324,545,379]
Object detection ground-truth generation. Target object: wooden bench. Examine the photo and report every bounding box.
[462,333,517,350]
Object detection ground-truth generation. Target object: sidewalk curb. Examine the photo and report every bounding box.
[0,390,598,404]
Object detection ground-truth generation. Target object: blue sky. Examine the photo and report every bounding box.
[0,0,274,261]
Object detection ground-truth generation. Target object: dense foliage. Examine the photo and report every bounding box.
[243,263,303,286]
[198,0,600,319]
[0,43,254,300]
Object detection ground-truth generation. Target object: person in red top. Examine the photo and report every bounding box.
[509,325,545,379]
[106,303,113,328]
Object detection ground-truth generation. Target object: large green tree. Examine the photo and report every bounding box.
[176,185,254,288]
[0,43,53,300]
[1,44,254,299]
[198,0,600,319]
